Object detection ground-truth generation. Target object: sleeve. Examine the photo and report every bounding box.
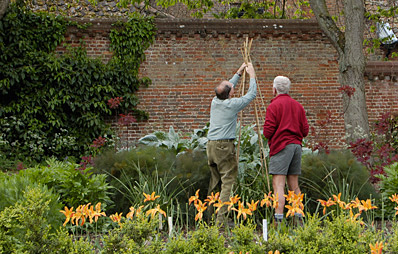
[301,109,309,137]
[263,104,277,139]
[229,74,241,88]
[231,78,257,112]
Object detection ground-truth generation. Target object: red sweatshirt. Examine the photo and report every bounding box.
[263,94,309,157]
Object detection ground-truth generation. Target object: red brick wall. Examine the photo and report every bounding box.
[58,19,398,148]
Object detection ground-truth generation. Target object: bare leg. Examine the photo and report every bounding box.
[272,174,286,215]
[287,175,300,194]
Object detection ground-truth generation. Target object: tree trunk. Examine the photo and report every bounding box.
[340,0,369,143]
[309,0,370,144]
[0,0,10,20]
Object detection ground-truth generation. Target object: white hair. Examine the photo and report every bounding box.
[273,76,291,94]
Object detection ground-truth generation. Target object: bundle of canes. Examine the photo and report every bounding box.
[236,37,270,193]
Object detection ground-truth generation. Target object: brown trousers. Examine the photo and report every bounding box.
[206,140,238,223]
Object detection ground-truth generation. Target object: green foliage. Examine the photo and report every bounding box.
[215,1,280,19]
[102,214,162,254]
[386,223,398,253]
[0,172,63,230]
[139,126,208,154]
[230,220,265,253]
[0,2,154,163]
[236,124,270,203]
[300,150,379,212]
[376,162,398,218]
[16,158,112,209]
[94,146,182,213]
[164,235,194,254]
[187,223,226,253]
[265,214,375,253]
[0,186,64,253]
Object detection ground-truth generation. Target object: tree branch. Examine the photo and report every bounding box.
[309,0,345,56]
[0,0,10,20]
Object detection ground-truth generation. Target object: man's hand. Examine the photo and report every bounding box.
[237,63,246,75]
[245,63,255,78]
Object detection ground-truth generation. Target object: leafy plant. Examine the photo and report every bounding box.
[102,213,163,254]
[93,146,179,213]
[300,150,379,213]
[229,220,265,254]
[0,2,154,163]
[17,158,112,209]
[0,172,63,230]
[376,162,398,218]
[186,223,226,253]
[0,186,64,253]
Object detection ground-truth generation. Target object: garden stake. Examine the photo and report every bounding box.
[168,216,173,237]
[262,219,268,241]
[236,38,270,193]
[159,213,163,230]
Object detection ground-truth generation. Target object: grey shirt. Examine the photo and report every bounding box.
[207,74,257,140]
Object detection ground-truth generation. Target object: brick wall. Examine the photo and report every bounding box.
[58,19,398,148]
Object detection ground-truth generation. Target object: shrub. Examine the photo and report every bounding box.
[229,220,265,253]
[17,158,112,209]
[376,162,398,218]
[94,146,209,215]
[300,150,379,212]
[186,223,226,254]
[0,172,63,230]
[0,186,64,253]
[102,214,162,254]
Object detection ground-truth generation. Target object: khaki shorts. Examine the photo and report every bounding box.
[269,144,302,175]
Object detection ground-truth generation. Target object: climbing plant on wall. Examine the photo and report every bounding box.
[0,0,155,165]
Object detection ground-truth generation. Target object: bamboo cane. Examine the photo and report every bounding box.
[236,38,270,192]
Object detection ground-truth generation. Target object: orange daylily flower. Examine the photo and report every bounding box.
[247,200,259,212]
[189,189,200,205]
[268,251,280,254]
[359,199,377,212]
[93,202,106,222]
[350,197,361,209]
[370,241,385,254]
[194,200,207,221]
[205,192,220,206]
[135,205,145,216]
[126,206,135,219]
[284,190,303,204]
[60,206,74,227]
[110,212,123,224]
[271,193,279,209]
[231,201,252,220]
[72,204,88,226]
[225,195,241,211]
[143,192,160,202]
[260,192,272,207]
[394,206,398,216]
[333,193,347,209]
[389,194,398,204]
[146,204,167,218]
[213,199,225,214]
[317,198,336,215]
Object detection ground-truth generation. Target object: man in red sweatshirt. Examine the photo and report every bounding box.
[263,76,309,224]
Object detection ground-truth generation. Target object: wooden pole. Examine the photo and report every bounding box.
[236,38,270,193]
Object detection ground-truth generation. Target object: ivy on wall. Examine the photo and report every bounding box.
[0,1,155,164]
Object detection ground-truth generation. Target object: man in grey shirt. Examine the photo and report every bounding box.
[206,62,257,225]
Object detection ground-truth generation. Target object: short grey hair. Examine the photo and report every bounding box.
[273,76,291,94]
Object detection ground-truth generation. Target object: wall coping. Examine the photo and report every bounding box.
[65,18,397,78]
[154,18,322,35]
[365,61,398,80]
[67,18,323,35]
